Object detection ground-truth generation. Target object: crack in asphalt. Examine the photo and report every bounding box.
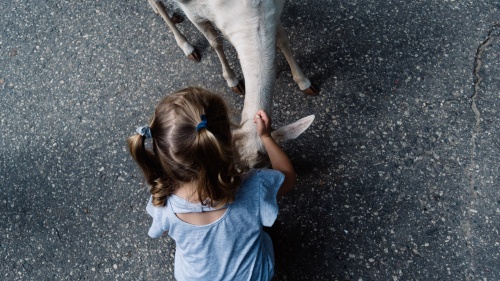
[465,23,499,281]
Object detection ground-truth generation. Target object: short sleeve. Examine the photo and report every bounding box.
[145,196,170,238]
[257,169,285,227]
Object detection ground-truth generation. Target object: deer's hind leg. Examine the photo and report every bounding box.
[148,0,201,62]
[276,20,319,96]
[190,20,244,95]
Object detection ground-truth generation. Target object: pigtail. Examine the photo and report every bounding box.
[127,134,172,206]
[194,122,241,207]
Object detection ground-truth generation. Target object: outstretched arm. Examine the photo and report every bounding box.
[254,110,296,197]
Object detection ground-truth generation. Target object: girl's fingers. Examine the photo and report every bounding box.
[254,113,262,123]
[254,110,271,133]
[257,110,269,123]
[254,110,263,123]
[256,118,264,130]
[258,110,267,119]
[255,118,266,136]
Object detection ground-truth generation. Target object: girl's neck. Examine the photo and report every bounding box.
[174,181,200,203]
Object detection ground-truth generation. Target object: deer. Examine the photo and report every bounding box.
[147,0,318,168]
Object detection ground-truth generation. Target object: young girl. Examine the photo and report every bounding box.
[127,87,296,280]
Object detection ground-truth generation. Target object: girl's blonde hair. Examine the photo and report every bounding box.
[127,87,243,207]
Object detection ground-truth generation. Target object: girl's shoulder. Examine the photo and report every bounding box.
[242,168,284,183]
[238,169,285,195]
[146,196,172,238]
[237,169,284,227]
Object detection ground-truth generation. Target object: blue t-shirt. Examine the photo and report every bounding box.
[146,169,285,281]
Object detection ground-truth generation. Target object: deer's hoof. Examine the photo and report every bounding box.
[303,83,319,96]
[187,49,201,62]
[171,13,184,24]
[230,80,245,95]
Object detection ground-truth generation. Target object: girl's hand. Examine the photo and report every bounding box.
[254,110,272,139]
[254,109,296,196]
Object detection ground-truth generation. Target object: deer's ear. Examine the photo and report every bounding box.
[271,115,315,144]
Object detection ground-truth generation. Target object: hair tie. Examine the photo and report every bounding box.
[196,114,208,132]
[136,126,152,138]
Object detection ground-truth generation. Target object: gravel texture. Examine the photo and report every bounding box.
[0,0,499,280]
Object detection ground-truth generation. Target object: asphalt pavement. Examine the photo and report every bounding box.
[1,0,499,280]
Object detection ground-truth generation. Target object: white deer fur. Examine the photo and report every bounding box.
[148,0,316,167]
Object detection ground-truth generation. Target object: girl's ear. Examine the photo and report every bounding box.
[270,115,315,144]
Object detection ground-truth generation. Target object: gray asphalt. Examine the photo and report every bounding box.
[1,0,499,280]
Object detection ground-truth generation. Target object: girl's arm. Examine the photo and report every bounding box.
[254,110,297,196]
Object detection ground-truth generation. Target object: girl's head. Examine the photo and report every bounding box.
[127,87,242,207]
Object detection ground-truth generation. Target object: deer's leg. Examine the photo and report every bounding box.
[276,21,319,96]
[189,20,244,95]
[148,0,201,62]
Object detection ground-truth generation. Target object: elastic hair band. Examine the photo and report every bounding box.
[136,126,152,138]
[196,114,208,132]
